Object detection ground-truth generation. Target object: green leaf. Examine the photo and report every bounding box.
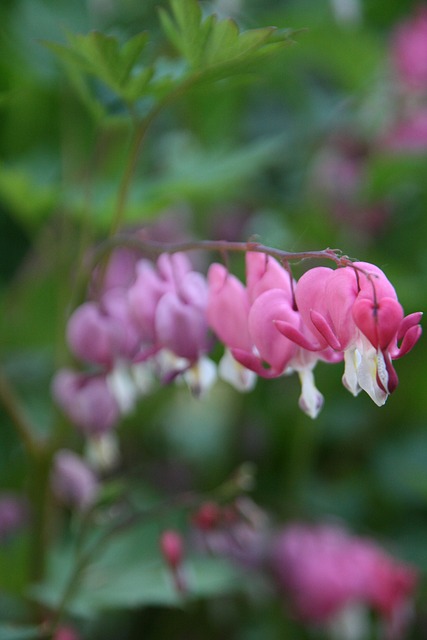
[0,165,58,230]
[159,0,293,78]
[63,132,286,229]
[45,30,152,108]
[30,519,243,617]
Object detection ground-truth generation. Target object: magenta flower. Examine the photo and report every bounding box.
[53,626,82,640]
[52,369,120,435]
[271,523,417,636]
[391,6,427,92]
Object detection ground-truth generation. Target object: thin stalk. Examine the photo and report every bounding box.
[28,447,54,586]
[0,368,41,458]
[109,72,204,237]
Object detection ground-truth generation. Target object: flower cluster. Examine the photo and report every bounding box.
[188,504,418,640]
[208,252,421,417]
[52,246,421,433]
[53,250,214,439]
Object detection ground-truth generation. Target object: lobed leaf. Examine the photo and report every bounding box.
[159,0,293,78]
[45,30,152,108]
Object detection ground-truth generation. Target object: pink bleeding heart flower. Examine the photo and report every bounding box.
[101,287,142,359]
[279,262,422,406]
[246,250,294,303]
[155,271,210,362]
[207,263,253,352]
[208,254,326,417]
[128,253,193,346]
[235,253,300,378]
[207,262,257,392]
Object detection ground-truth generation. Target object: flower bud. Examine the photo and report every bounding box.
[160,529,184,571]
[0,493,28,542]
[51,450,98,512]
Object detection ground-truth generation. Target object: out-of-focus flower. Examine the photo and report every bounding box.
[128,253,192,346]
[67,301,132,367]
[310,136,390,237]
[53,625,81,640]
[52,369,120,436]
[51,450,99,512]
[391,6,427,92]
[380,109,427,153]
[0,493,28,542]
[271,523,417,639]
[191,498,269,568]
[160,530,184,570]
[160,529,187,593]
[90,247,139,295]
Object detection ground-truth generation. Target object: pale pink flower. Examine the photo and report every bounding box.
[128,253,210,362]
[90,247,138,294]
[155,271,210,361]
[51,450,98,512]
[128,253,192,343]
[52,369,120,435]
[67,301,128,367]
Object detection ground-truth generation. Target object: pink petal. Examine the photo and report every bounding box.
[352,297,403,350]
[207,263,252,351]
[246,252,293,303]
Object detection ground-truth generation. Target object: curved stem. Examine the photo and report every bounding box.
[94,236,351,268]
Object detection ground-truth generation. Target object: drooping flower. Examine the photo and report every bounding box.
[277,262,422,406]
[127,253,192,347]
[207,253,328,417]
